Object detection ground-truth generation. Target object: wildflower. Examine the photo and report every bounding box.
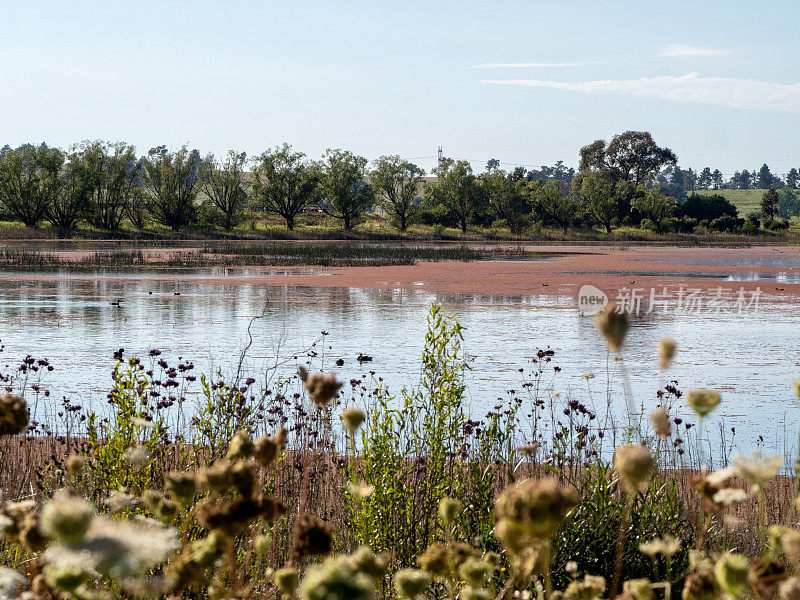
[580,372,595,380]
[781,578,800,600]
[298,555,374,600]
[231,459,259,495]
[461,586,493,600]
[639,535,680,558]
[40,492,95,544]
[197,495,285,534]
[681,571,718,600]
[438,497,461,527]
[275,567,299,597]
[494,478,578,552]
[712,488,747,507]
[131,417,154,429]
[43,563,92,594]
[351,546,387,579]
[614,444,654,493]
[649,409,671,437]
[0,394,28,435]
[565,574,606,600]
[706,466,736,487]
[254,428,288,467]
[0,566,26,598]
[198,460,234,493]
[394,568,430,600]
[691,473,724,514]
[777,527,800,563]
[686,390,721,418]
[566,561,579,575]
[65,454,86,476]
[715,553,749,596]
[624,579,652,600]
[346,482,374,502]
[45,515,180,580]
[416,543,450,578]
[594,301,628,352]
[105,490,137,514]
[254,533,271,556]
[658,338,677,369]
[732,451,782,491]
[341,407,366,436]
[298,366,343,406]
[226,430,254,460]
[165,471,197,505]
[292,512,332,561]
[458,556,493,588]
[516,443,540,457]
[124,445,150,466]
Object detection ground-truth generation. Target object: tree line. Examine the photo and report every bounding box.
[0,133,796,236]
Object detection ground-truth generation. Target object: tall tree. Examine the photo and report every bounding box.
[760,185,780,222]
[698,167,712,189]
[251,144,319,230]
[200,150,247,230]
[141,145,202,231]
[371,155,425,231]
[47,158,90,233]
[787,168,799,189]
[426,159,479,233]
[579,131,677,186]
[0,144,64,227]
[524,179,579,235]
[758,164,777,189]
[632,186,675,233]
[712,169,724,190]
[74,141,141,230]
[317,149,374,230]
[480,165,530,234]
[574,172,629,233]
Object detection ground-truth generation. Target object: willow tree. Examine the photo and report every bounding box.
[140,145,202,231]
[200,150,247,230]
[0,144,64,227]
[371,155,425,231]
[317,149,374,230]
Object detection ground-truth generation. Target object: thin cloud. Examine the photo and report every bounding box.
[467,61,604,69]
[661,43,732,57]
[480,72,800,114]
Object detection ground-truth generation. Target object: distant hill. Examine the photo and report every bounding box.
[693,189,766,216]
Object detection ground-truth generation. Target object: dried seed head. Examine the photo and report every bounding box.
[292,512,333,561]
[298,555,374,600]
[732,451,782,491]
[458,556,493,588]
[198,460,234,493]
[494,478,579,550]
[231,459,259,496]
[461,586,493,600]
[623,578,652,600]
[341,407,366,436]
[565,575,606,600]
[254,533,271,556]
[65,454,86,476]
[165,471,197,505]
[639,535,680,558]
[394,568,431,600]
[614,444,654,493]
[124,445,150,466]
[438,497,461,527]
[715,553,749,596]
[594,302,629,352]
[780,578,800,600]
[681,570,718,600]
[416,543,450,578]
[303,371,343,406]
[226,430,254,461]
[686,389,721,418]
[253,428,288,467]
[649,409,671,437]
[351,546,387,580]
[0,394,28,435]
[658,338,677,369]
[274,567,299,597]
[346,482,374,502]
[40,492,94,544]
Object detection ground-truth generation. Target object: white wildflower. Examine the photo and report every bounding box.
[732,452,782,491]
[713,488,748,507]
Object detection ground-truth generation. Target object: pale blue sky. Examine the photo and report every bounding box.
[2,0,799,175]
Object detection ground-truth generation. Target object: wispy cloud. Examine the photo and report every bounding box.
[467,61,604,69]
[660,43,732,57]
[480,72,800,114]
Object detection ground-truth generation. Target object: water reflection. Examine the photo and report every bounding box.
[0,269,797,455]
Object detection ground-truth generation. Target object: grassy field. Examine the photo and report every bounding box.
[694,188,766,216]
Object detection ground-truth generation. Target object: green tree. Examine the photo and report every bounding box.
[574,172,626,233]
[760,185,780,222]
[200,150,247,230]
[141,145,202,231]
[73,141,141,230]
[579,131,677,186]
[631,186,675,233]
[0,144,64,227]
[524,179,579,235]
[698,167,712,189]
[787,168,799,189]
[47,158,90,233]
[251,144,319,230]
[371,155,425,231]
[426,159,479,233]
[480,166,530,234]
[757,164,777,189]
[317,149,374,230]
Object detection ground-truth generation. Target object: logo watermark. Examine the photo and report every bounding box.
[577,284,761,316]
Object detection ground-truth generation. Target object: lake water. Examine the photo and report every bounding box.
[0,266,798,458]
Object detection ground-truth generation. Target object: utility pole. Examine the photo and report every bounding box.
[437,146,444,168]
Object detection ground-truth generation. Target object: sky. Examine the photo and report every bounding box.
[2,0,799,176]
